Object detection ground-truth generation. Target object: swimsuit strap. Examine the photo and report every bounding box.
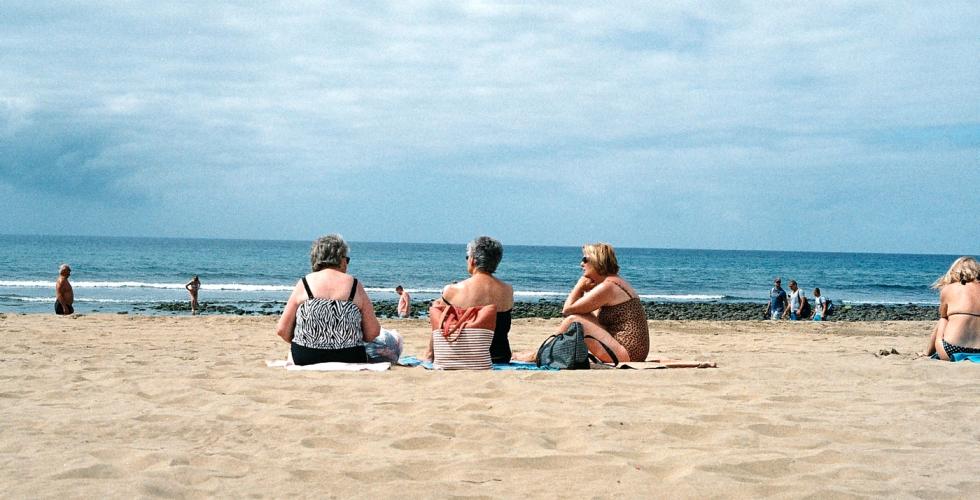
[609,278,636,300]
[302,277,315,299]
[441,295,453,306]
[303,277,357,301]
[348,278,358,302]
[947,311,980,317]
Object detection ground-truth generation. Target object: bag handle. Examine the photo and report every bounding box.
[439,305,481,343]
[584,334,620,366]
[534,334,559,367]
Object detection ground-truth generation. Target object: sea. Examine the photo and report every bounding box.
[0,234,961,315]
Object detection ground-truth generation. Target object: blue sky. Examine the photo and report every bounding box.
[1,1,977,254]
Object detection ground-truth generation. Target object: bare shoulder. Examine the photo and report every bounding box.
[939,284,957,302]
[593,280,617,296]
[442,281,462,299]
[498,280,515,308]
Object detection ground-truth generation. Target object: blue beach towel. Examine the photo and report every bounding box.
[492,361,557,371]
[928,352,980,363]
[397,356,556,371]
[952,352,980,363]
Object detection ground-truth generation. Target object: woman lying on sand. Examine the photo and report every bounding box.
[515,242,650,363]
[423,236,514,363]
[275,234,381,365]
[925,256,980,360]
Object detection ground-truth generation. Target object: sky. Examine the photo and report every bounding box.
[1,1,978,254]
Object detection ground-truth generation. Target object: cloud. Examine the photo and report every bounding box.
[0,105,136,200]
[0,1,977,252]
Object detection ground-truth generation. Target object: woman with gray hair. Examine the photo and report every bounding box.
[275,234,381,365]
[423,236,514,363]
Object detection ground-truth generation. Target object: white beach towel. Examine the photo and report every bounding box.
[265,359,391,371]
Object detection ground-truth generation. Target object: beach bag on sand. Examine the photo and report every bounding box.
[536,321,619,370]
[365,329,404,363]
[429,302,496,370]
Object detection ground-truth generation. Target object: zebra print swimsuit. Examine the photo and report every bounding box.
[291,276,367,365]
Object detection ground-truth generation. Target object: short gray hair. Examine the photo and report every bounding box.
[310,234,349,271]
[467,236,503,274]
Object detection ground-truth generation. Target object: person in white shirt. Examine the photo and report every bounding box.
[783,280,807,320]
[812,288,828,321]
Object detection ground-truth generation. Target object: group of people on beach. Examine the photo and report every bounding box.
[52,235,980,364]
[272,234,650,367]
[766,278,832,321]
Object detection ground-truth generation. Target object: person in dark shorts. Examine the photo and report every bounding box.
[55,264,74,315]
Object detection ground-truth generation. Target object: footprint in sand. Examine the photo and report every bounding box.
[698,456,798,479]
[428,423,457,437]
[746,423,805,438]
[390,436,448,450]
[51,463,123,480]
[141,479,188,498]
[659,422,711,440]
[299,436,345,450]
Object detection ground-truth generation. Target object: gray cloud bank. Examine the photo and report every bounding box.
[1,1,977,253]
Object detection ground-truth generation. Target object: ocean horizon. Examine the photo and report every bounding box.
[1,233,963,315]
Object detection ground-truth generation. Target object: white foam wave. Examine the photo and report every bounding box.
[514,291,566,298]
[364,287,445,294]
[840,300,938,306]
[4,297,172,304]
[0,280,52,288]
[0,280,292,292]
[638,294,726,301]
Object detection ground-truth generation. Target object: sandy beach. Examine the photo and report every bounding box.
[1,313,977,498]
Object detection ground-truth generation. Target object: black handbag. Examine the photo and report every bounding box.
[536,321,619,369]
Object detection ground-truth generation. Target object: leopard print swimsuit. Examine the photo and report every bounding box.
[597,281,649,362]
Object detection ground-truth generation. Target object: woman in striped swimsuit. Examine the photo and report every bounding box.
[925,256,980,361]
[275,234,381,365]
[422,236,514,364]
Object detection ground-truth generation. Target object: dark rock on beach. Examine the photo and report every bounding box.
[641,302,937,322]
[145,299,937,321]
[376,299,938,321]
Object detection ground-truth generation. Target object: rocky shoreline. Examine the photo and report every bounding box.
[147,300,939,321]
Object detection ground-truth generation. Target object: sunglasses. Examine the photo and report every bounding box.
[581,256,589,264]
[345,256,351,263]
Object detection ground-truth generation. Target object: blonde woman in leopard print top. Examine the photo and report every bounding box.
[516,242,649,363]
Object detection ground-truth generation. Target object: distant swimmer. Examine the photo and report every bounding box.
[396,285,411,318]
[185,275,201,315]
[55,264,74,315]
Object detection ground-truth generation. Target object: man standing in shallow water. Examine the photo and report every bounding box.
[55,264,74,315]
[396,285,411,318]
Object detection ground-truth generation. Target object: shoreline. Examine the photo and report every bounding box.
[137,299,939,321]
